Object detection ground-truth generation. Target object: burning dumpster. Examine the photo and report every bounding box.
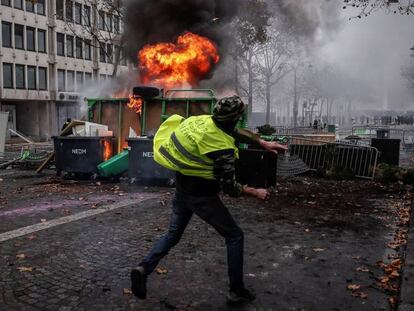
[53,136,114,177]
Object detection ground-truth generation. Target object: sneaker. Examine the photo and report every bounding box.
[130,266,147,299]
[226,287,256,304]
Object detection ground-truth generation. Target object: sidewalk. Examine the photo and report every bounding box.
[398,199,414,311]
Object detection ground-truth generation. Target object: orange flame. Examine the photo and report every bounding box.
[128,95,143,115]
[138,32,220,89]
[103,140,112,161]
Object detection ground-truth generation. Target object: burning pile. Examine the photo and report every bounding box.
[138,32,220,89]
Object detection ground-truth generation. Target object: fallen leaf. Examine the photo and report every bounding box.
[17,266,33,272]
[40,219,47,223]
[155,267,168,274]
[352,292,368,299]
[123,288,133,295]
[347,284,361,291]
[379,276,389,284]
[388,296,397,306]
[16,254,26,260]
[389,270,399,278]
[90,204,97,209]
[312,248,325,252]
[356,267,370,273]
[27,235,36,240]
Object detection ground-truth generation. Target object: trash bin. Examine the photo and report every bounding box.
[371,138,400,166]
[53,136,114,175]
[327,124,336,134]
[128,137,175,185]
[235,149,277,188]
[97,150,129,178]
[376,129,390,139]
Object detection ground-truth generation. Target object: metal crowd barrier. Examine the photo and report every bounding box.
[286,136,379,179]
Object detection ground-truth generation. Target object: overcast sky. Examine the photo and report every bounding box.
[318,8,414,110]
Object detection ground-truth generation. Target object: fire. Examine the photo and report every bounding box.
[138,32,220,89]
[128,95,143,115]
[103,140,112,161]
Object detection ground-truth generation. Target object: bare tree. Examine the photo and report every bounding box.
[343,0,414,17]
[402,64,414,88]
[254,19,295,124]
[61,0,127,77]
[229,0,270,116]
[402,48,414,88]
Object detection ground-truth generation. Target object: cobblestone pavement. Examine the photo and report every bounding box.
[0,170,413,310]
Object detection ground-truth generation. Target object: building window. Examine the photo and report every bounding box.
[14,24,24,49]
[26,27,35,51]
[36,0,45,15]
[56,0,63,19]
[75,37,82,59]
[57,33,64,56]
[99,43,106,63]
[85,72,92,82]
[2,22,12,48]
[106,13,112,32]
[74,2,82,24]
[1,0,11,6]
[67,70,75,91]
[65,0,73,22]
[14,0,23,9]
[121,48,127,66]
[16,64,25,89]
[3,63,13,88]
[84,5,91,27]
[114,15,120,34]
[76,71,83,89]
[84,39,91,60]
[107,44,113,64]
[28,66,36,90]
[98,10,105,30]
[37,29,46,53]
[66,35,74,57]
[25,0,34,12]
[38,67,47,90]
[57,69,65,91]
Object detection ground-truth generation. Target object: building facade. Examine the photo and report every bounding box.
[0,0,129,141]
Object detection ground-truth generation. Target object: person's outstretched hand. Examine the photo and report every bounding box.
[259,140,288,155]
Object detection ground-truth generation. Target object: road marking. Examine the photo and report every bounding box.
[0,194,159,243]
[0,171,15,177]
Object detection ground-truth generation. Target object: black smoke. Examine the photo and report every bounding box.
[123,0,247,61]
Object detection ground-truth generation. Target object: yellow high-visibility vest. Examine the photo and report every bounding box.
[153,114,239,180]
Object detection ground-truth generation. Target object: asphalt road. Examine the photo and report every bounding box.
[0,170,412,310]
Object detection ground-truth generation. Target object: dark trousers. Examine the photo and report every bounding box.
[140,191,245,289]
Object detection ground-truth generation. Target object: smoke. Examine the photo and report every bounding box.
[271,0,343,43]
[124,0,247,60]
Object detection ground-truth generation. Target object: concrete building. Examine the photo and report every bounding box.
[0,0,129,141]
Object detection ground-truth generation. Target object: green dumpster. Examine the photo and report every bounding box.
[97,150,129,177]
